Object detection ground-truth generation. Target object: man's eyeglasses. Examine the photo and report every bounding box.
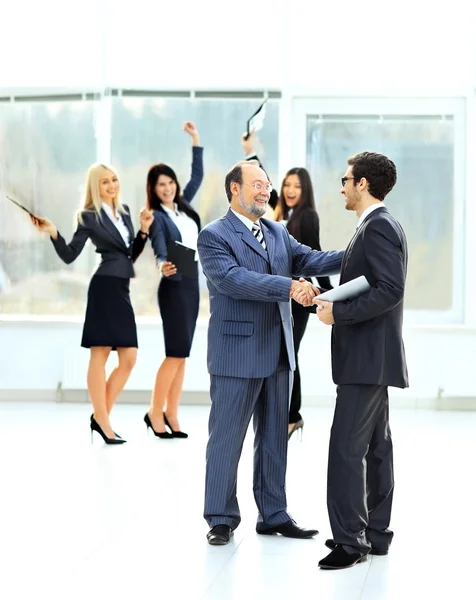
[341,177,355,187]
[243,182,273,193]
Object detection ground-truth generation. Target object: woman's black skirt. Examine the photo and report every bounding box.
[81,275,138,350]
[158,271,199,358]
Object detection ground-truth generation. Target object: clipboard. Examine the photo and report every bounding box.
[245,99,267,140]
[6,195,38,218]
[167,240,197,278]
[316,276,370,303]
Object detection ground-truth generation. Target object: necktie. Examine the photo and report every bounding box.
[252,222,267,250]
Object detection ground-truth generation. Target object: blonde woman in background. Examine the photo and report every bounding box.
[31,163,153,444]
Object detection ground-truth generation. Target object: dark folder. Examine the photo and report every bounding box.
[245,99,267,140]
[6,195,38,218]
[167,241,197,278]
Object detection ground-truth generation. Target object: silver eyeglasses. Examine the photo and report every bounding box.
[243,182,273,193]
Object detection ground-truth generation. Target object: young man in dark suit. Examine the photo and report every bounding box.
[314,151,409,570]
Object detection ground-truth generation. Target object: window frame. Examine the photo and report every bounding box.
[291,97,466,325]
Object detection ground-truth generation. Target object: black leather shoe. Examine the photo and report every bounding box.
[325,538,388,556]
[256,520,318,539]
[207,525,233,546]
[319,545,367,570]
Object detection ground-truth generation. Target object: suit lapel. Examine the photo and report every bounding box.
[99,208,127,249]
[226,209,268,262]
[261,220,275,265]
[122,210,134,246]
[342,207,389,270]
[342,227,360,267]
[162,210,182,242]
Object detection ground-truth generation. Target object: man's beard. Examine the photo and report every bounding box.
[239,192,267,217]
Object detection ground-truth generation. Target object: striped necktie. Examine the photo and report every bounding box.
[252,222,267,250]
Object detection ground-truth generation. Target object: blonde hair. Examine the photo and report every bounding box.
[77,163,128,224]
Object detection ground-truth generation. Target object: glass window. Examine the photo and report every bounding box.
[0,94,280,317]
[0,100,97,315]
[110,96,279,317]
[306,114,459,316]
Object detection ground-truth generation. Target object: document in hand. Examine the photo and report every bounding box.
[6,195,38,218]
[246,99,267,139]
[167,241,197,278]
[317,276,370,303]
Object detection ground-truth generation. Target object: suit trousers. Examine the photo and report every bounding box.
[327,384,394,554]
[204,346,292,530]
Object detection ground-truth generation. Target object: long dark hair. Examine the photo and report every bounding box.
[146,163,196,219]
[277,167,316,240]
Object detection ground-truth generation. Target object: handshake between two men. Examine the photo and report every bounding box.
[290,278,335,325]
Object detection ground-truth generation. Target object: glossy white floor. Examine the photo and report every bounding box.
[0,402,473,600]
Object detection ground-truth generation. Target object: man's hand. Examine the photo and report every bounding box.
[313,298,335,325]
[290,278,320,307]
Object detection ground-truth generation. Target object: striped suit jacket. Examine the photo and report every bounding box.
[197,209,343,378]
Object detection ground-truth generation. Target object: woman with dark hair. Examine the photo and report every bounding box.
[276,167,333,439]
[145,121,203,439]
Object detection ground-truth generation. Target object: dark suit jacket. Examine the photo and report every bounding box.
[290,208,333,313]
[295,208,322,251]
[331,207,409,388]
[50,204,146,278]
[149,146,203,282]
[291,208,332,284]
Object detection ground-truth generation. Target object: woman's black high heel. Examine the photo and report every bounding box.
[90,417,127,445]
[163,413,188,438]
[288,419,304,441]
[90,413,122,439]
[144,413,173,438]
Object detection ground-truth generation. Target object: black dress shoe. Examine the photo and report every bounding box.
[207,525,233,546]
[256,520,318,539]
[319,545,367,570]
[325,538,388,556]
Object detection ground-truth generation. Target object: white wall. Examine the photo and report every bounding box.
[1,0,476,408]
[2,318,476,408]
[1,0,473,91]
[0,0,104,88]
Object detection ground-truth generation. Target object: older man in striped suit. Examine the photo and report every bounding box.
[197,160,343,545]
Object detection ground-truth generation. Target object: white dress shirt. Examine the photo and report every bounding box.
[280,208,292,228]
[162,203,199,260]
[102,203,130,245]
[357,203,385,229]
[230,208,259,231]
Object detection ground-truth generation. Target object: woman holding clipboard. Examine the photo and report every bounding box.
[145,121,204,439]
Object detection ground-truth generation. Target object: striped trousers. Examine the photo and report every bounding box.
[204,353,293,530]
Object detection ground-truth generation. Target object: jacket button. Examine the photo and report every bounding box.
[128,255,131,259]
